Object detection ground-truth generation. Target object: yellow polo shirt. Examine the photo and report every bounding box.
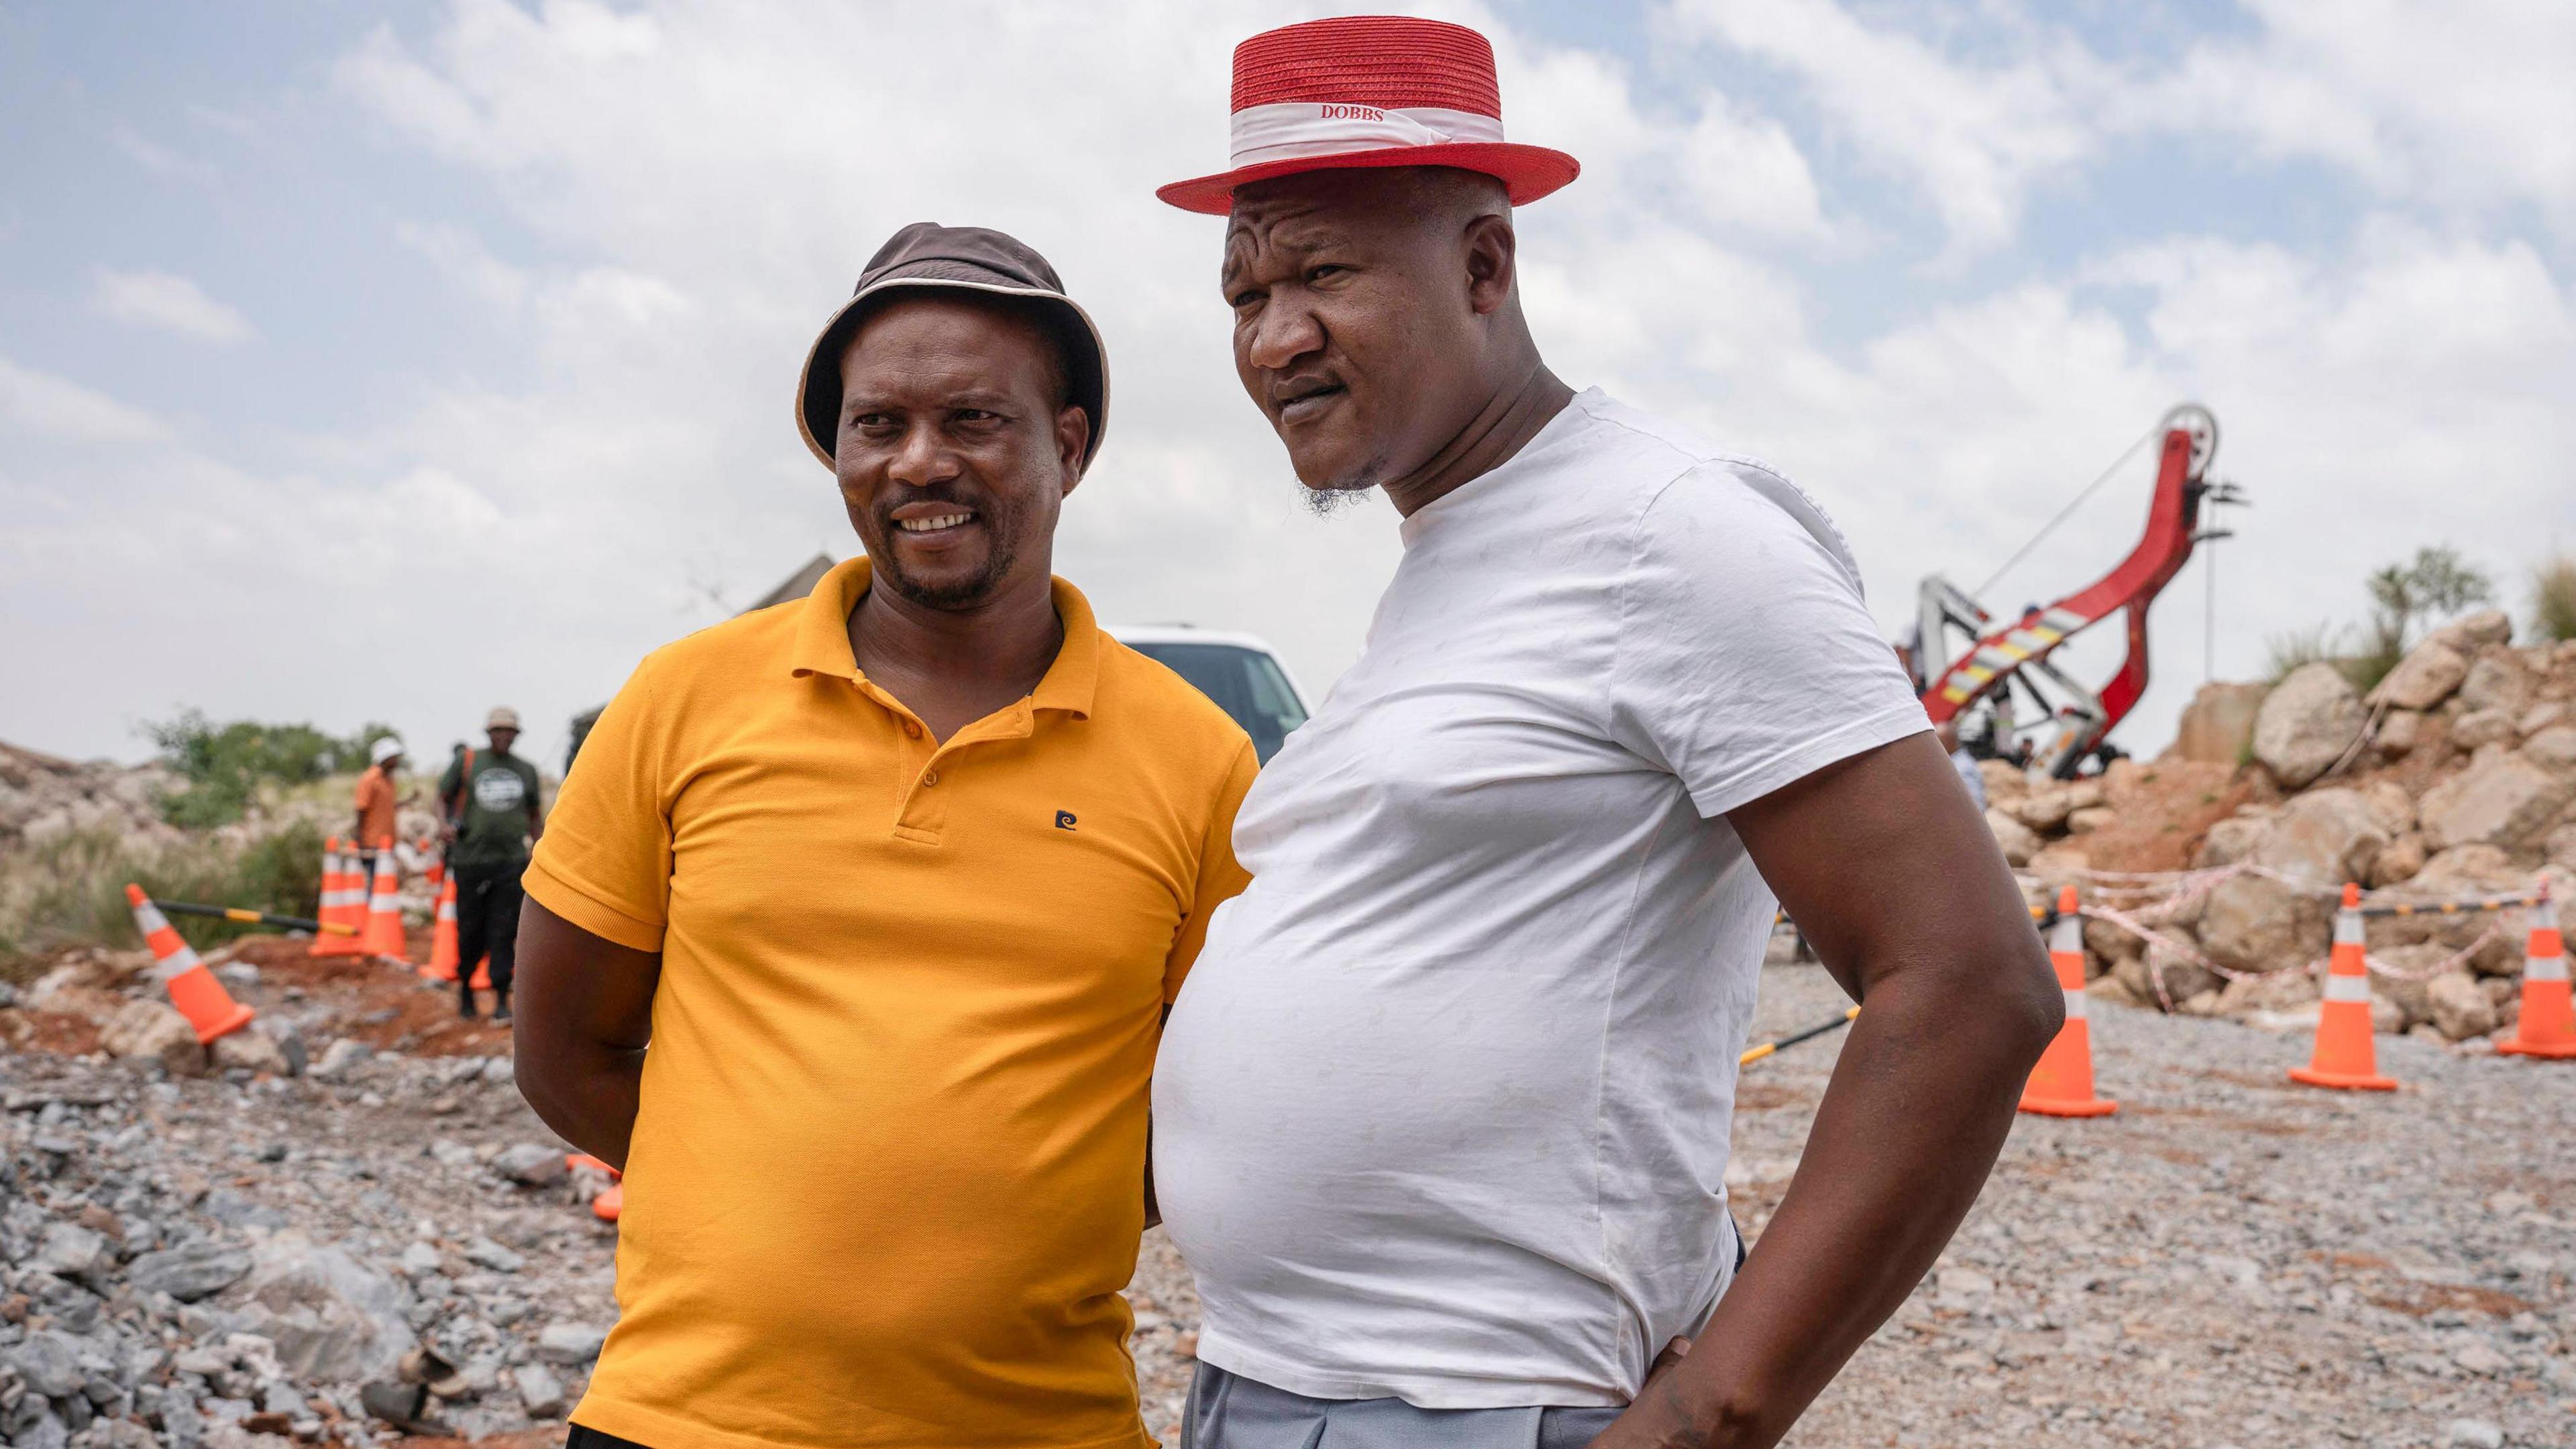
[525,558,1257,1449]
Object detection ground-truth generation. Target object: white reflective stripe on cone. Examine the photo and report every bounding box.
[2051,916,2082,953]
[2530,953,2570,983]
[2334,910,2365,945]
[2323,973,2373,1003]
[2062,988,2088,1018]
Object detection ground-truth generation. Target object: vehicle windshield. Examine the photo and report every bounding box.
[1124,642,1308,763]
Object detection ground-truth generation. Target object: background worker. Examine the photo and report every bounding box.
[350,735,407,879]
[437,706,543,1022]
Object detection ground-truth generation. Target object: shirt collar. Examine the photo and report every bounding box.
[786,555,1099,720]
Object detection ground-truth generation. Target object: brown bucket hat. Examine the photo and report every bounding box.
[794,223,1110,474]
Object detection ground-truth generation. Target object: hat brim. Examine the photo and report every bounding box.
[795,277,1111,475]
[1154,142,1579,215]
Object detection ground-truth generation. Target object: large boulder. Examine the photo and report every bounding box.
[2369,641,2469,711]
[2012,786,2075,833]
[222,1232,416,1383]
[99,1000,209,1077]
[2196,813,2269,868]
[2426,971,2500,1041]
[2196,873,2322,974]
[126,1241,254,1301]
[2453,710,2516,752]
[2212,961,2321,1018]
[1984,810,2039,867]
[2370,833,2428,886]
[2424,608,2514,654]
[2523,726,2576,775]
[2255,788,2391,887]
[2377,709,2422,756]
[2253,663,2365,788]
[1977,759,2029,805]
[2171,682,2268,764]
[2458,649,2536,718]
[2419,751,2576,851]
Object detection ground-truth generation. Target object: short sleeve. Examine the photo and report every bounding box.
[523,654,674,953]
[1608,459,1929,818]
[1163,739,1260,1003]
[436,760,462,802]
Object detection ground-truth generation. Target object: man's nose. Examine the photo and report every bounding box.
[1244,298,1325,374]
[886,423,960,488]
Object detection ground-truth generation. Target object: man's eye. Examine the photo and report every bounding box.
[1228,288,1263,309]
[955,409,997,423]
[1307,264,1346,283]
[850,413,894,429]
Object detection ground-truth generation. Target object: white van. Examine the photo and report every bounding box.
[1110,626,1312,764]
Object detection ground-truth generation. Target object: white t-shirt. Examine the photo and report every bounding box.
[1154,389,1927,1409]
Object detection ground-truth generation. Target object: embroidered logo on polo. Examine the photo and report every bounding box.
[1055,810,1078,831]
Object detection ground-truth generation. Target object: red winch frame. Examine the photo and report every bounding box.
[1917,403,2243,777]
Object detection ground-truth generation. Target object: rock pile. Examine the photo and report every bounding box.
[0,743,182,857]
[1984,610,2576,1046]
[1,1042,618,1447]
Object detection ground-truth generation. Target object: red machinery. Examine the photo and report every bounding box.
[1916,403,2243,778]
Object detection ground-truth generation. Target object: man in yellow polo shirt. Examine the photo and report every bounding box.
[513,223,1258,1449]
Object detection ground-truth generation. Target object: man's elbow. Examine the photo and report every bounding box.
[1994,936,2066,1067]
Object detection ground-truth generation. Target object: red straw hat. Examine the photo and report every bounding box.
[1157,16,1579,215]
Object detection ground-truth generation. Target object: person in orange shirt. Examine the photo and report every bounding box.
[350,736,406,877]
[511,223,1258,1449]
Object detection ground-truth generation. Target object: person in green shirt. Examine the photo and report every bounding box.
[437,706,545,1022]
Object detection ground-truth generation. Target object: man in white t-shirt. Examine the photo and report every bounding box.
[1150,18,2065,1448]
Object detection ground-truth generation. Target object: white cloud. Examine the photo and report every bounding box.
[1662,0,2099,259]
[397,221,533,311]
[2148,0,2576,235]
[0,356,166,442]
[90,268,256,344]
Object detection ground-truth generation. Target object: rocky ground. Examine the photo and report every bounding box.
[7,942,2573,1448]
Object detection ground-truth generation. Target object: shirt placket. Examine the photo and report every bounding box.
[856,682,1036,846]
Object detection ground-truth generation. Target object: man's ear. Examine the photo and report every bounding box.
[1055,405,1091,497]
[1462,213,1517,317]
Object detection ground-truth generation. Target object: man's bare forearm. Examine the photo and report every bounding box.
[1609,959,2054,1446]
[518,1044,647,1170]
[513,898,659,1171]
[1591,735,2061,1448]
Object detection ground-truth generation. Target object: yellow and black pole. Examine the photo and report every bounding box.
[148,900,357,936]
[1739,1005,1860,1067]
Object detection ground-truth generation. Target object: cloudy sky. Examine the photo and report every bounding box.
[4,0,2571,769]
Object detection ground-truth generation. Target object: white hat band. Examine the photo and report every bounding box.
[1228,102,1505,168]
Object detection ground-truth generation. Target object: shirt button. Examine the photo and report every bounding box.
[921,769,940,788]
[902,722,921,739]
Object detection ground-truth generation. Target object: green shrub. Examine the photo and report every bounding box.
[144,710,396,827]
[2263,623,2344,684]
[2534,555,2576,643]
[0,820,325,975]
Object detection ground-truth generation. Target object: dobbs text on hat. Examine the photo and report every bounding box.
[796,223,1110,475]
[1156,16,1579,216]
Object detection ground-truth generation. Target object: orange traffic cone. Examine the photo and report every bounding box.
[309,839,368,957]
[2020,885,2117,1117]
[2290,883,2397,1091]
[125,885,257,1043]
[360,849,411,963]
[566,1154,623,1222]
[421,876,461,983]
[471,955,492,992]
[2498,882,2573,1060]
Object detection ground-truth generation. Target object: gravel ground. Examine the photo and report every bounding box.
[8,953,2570,1447]
[1128,961,2576,1448]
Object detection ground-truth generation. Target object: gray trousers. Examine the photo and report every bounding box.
[1182,1362,1622,1449]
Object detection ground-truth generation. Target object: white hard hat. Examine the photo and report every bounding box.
[370,737,405,765]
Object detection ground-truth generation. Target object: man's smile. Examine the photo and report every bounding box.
[889,501,981,538]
